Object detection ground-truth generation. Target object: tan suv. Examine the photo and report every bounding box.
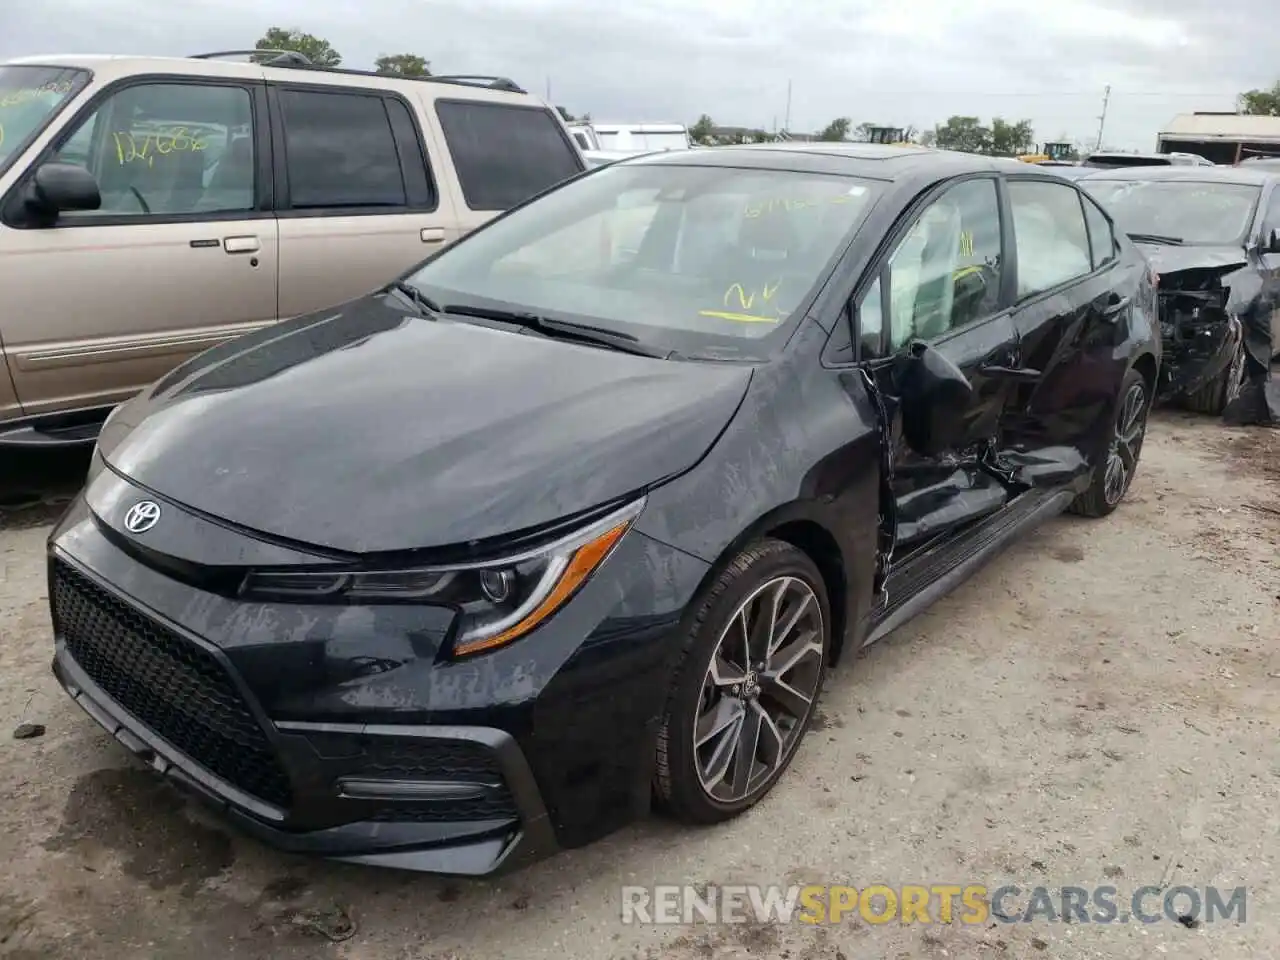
[0,50,586,446]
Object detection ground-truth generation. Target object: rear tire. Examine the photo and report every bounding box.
[653,539,829,825]
[1183,342,1245,416]
[1069,367,1150,518]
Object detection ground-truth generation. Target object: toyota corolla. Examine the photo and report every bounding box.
[47,144,1159,876]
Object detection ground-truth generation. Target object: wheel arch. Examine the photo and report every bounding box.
[681,501,855,667]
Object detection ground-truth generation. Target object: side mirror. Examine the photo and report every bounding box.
[25,162,101,218]
[896,340,974,456]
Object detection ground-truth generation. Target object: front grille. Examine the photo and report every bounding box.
[52,561,293,809]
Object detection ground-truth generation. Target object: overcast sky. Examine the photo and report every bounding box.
[3,0,1275,149]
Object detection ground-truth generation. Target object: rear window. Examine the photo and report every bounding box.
[0,65,90,173]
[1084,155,1171,168]
[435,101,582,211]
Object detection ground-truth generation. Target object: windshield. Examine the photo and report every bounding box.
[1081,179,1260,246]
[404,162,881,358]
[0,65,89,172]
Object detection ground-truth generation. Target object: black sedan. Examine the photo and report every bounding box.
[1080,165,1280,424]
[48,143,1160,876]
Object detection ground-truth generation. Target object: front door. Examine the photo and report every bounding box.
[860,175,1022,550]
[0,77,278,416]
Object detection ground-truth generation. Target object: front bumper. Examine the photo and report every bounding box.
[1158,312,1242,400]
[47,479,708,874]
[52,637,556,874]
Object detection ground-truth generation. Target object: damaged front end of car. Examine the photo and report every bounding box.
[1153,263,1248,411]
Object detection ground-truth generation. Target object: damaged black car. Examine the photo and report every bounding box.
[1081,166,1280,424]
[47,145,1159,876]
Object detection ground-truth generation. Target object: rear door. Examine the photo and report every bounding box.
[1001,176,1138,481]
[860,175,1023,549]
[429,98,586,238]
[269,82,459,319]
[0,75,277,416]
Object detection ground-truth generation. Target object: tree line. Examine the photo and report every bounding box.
[253,28,1280,154]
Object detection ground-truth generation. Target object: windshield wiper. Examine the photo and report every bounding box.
[389,280,442,316]
[440,304,674,358]
[1128,232,1184,246]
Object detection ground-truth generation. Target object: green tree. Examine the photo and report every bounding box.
[689,114,716,144]
[254,27,341,66]
[933,116,991,154]
[817,117,851,141]
[374,53,431,77]
[1239,82,1280,116]
[989,118,1035,155]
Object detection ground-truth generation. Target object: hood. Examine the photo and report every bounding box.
[1136,242,1248,276]
[101,293,753,554]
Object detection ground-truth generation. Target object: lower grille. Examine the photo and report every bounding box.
[308,733,519,823]
[52,561,293,809]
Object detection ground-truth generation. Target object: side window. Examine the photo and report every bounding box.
[1260,188,1280,236]
[1081,194,1116,268]
[50,82,254,218]
[886,178,1003,351]
[858,276,884,358]
[1008,179,1093,298]
[278,88,405,209]
[435,101,583,211]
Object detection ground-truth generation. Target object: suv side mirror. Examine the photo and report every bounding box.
[897,340,974,456]
[25,162,101,218]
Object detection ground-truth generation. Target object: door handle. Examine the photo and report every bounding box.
[224,235,260,254]
[979,364,1041,381]
[420,227,445,244]
[1100,294,1130,321]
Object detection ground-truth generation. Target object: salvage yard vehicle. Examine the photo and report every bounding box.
[47,143,1159,876]
[0,51,585,448]
[1081,165,1280,422]
[1082,150,1213,169]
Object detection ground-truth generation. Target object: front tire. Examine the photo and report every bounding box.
[1183,341,1245,416]
[1069,367,1150,518]
[654,539,829,825]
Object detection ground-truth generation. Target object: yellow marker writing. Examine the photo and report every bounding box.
[698,309,780,323]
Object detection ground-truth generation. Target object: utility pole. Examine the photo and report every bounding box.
[784,79,792,135]
[545,76,551,101]
[1094,84,1111,151]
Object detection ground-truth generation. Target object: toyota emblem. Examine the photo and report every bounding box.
[123,500,161,534]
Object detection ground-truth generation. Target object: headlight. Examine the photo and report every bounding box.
[240,498,644,657]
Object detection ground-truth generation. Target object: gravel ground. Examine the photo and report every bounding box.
[1,412,1277,960]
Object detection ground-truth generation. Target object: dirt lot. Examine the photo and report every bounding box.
[1,412,1277,960]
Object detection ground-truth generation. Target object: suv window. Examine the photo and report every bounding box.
[51,82,255,218]
[886,177,1003,351]
[1081,194,1116,268]
[435,101,582,211]
[1260,186,1280,238]
[1008,179,1092,298]
[278,88,406,209]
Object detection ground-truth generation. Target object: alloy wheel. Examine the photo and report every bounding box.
[1103,380,1148,505]
[693,576,824,804]
[1224,344,1246,407]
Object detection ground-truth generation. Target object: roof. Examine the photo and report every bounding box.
[1159,112,1280,142]
[2,53,533,98]
[1078,164,1276,186]
[627,142,1029,182]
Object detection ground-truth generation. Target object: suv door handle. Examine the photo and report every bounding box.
[1100,294,1130,321]
[224,235,260,254]
[421,227,445,243]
